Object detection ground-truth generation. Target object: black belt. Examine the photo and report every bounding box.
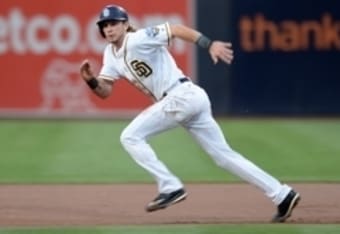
[179,77,190,83]
[162,77,190,98]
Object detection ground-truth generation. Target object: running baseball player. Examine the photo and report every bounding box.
[80,5,300,222]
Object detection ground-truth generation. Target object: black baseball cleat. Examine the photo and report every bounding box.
[272,190,301,223]
[145,188,187,212]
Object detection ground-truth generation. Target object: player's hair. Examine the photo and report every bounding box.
[127,25,137,32]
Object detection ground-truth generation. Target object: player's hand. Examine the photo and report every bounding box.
[209,41,234,65]
[80,59,95,81]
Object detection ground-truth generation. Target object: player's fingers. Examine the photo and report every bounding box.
[81,59,88,66]
[210,42,233,64]
[212,48,232,64]
[220,46,233,63]
[219,56,231,64]
[223,49,233,59]
[80,60,90,70]
[211,54,218,64]
[223,45,233,55]
[80,60,94,81]
[219,51,233,64]
[223,42,232,48]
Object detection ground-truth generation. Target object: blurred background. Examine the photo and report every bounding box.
[0,0,339,185]
[0,0,340,118]
[1,0,339,118]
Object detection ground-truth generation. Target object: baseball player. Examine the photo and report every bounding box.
[80,5,300,222]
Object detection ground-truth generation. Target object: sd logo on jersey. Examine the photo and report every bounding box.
[130,60,153,78]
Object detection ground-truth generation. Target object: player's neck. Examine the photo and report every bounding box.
[112,33,127,50]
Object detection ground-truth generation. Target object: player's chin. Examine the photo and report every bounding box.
[105,35,116,43]
[106,38,113,43]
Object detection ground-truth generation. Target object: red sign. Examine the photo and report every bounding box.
[0,0,193,117]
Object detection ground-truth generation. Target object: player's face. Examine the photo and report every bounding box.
[102,20,128,45]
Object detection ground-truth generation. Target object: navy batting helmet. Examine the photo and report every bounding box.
[97,5,129,38]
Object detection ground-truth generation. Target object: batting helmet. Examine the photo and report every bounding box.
[97,5,129,38]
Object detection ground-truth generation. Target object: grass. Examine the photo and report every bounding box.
[0,119,339,183]
[0,119,339,232]
[1,224,340,234]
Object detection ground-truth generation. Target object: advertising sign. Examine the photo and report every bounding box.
[0,0,193,118]
[196,0,340,115]
[229,0,340,115]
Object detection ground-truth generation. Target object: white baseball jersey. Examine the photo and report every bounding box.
[99,22,185,101]
[103,22,293,205]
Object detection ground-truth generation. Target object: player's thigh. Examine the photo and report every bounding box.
[121,102,178,141]
[186,111,232,153]
[163,84,209,123]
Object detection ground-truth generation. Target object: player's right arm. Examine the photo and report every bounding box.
[80,60,113,99]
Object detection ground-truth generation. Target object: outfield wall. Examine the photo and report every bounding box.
[0,0,194,118]
[196,0,340,116]
[1,0,340,118]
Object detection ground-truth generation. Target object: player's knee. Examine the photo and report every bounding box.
[213,156,228,169]
[120,130,135,147]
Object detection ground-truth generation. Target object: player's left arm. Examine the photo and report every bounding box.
[80,60,113,99]
[169,24,233,65]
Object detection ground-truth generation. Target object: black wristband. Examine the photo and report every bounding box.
[86,77,98,90]
[196,35,213,49]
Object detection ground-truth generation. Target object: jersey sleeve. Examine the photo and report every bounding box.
[136,22,172,48]
[98,45,120,81]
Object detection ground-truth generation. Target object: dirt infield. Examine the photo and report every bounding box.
[0,183,339,227]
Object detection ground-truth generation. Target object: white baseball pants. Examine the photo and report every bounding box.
[120,81,291,205]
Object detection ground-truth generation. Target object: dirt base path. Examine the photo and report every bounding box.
[0,183,339,227]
